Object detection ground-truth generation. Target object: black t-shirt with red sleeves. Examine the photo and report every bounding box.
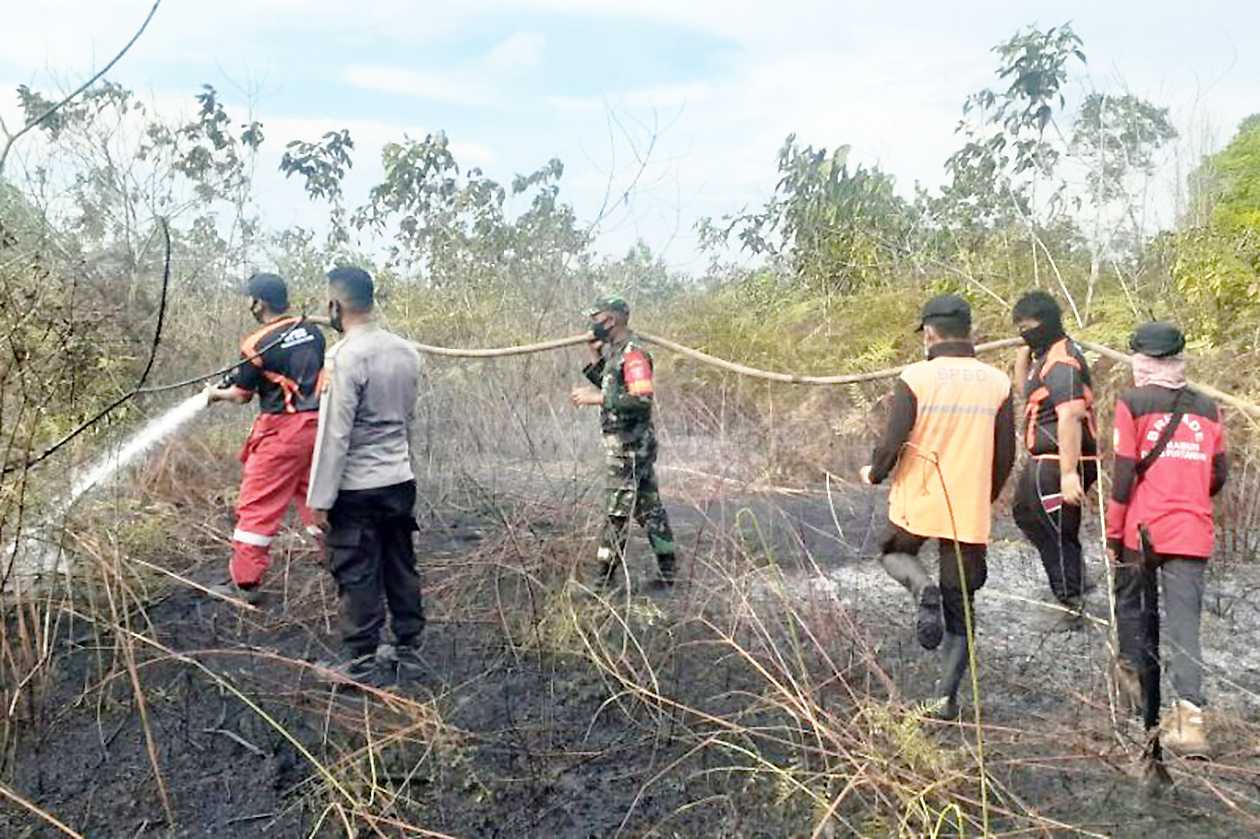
[228,317,325,414]
[1022,336,1098,457]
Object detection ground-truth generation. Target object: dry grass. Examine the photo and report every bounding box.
[4,297,1260,836]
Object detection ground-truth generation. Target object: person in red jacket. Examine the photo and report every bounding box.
[1107,321,1227,756]
[204,273,326,604]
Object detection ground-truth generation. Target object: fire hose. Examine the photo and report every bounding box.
[10,312,1260,480]
[412,331,1260,420]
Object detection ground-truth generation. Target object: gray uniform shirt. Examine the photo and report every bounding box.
[307,322,421,510]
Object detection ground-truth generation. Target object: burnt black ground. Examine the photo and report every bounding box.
[4,471,1260,837]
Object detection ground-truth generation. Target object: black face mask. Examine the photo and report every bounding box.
[249,299,266,324]
[328,301,344,334]
[591,320,611,342]
[1019,321,1063,353]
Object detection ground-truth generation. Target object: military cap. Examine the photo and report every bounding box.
[586,295,631,317]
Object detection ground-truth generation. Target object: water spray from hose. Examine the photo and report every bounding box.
[3,391,211,586]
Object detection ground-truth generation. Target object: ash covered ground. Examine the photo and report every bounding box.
[4,447,1260,838]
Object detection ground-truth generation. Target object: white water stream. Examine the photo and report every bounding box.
[3,391,211,585]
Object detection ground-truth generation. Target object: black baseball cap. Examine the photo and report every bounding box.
[1130,321,1185,358]
[917,294,971,332]
[244,272,289,311]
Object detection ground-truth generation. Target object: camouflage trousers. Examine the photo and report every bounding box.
[598,435,675,578]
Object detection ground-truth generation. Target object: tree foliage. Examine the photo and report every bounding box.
[1173,116,1260,342]
[1071,93,1176,205]
[944,23,1087,223]
[698,135,909,294]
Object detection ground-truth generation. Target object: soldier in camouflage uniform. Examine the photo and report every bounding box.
[569,296,677,590]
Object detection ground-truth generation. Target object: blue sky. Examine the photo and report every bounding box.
[2,1,1256,271]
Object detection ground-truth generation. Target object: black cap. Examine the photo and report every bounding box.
[1129,321,1185,358]
[917,294,971,332]
[244,272,289,312]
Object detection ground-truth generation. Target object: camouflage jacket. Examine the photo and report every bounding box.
[582,334,658,455]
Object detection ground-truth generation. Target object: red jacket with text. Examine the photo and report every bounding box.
[1106,385,1228,559]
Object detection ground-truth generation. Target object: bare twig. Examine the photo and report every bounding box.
[0,0,163,176]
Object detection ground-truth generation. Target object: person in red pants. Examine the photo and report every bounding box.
[204,273,326,604]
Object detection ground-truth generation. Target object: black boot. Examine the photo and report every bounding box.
[880,553,942,650]
[207,578,263,606]
[932,631,970,720]
[316,651,392,690]
[1058,596,1085,630]
[393,644,430,685]
[647,553,676,592]
[593,561,624,592]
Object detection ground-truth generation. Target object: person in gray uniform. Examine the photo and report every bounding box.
[308,266,424,688]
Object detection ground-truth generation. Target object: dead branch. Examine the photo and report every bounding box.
[0,0,163,176]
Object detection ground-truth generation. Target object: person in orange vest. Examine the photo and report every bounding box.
[1010,291,1099,626]
[860,294,1015,719]
[203,273,326,604]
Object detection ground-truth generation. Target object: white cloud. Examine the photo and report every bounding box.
[3,0,1258,271]
[485,32,546,71]
[546,94,604,112]
[342,31,545,107]
[624,82,714,109]
[343,66,498,107]
[549,81,714,113]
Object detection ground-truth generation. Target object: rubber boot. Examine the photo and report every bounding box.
[1058,595,1085,630]
[931,631,970,720]
[647,553,676,593]
[1160,699,1208,757]
[208,579,263,606]
[1111,658,1143,719]
[880,553,942,650]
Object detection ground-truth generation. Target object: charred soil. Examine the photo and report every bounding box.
[4,472,1260,837]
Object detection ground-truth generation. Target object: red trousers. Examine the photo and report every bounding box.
[230,412,320,586]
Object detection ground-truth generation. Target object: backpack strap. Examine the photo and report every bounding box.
[1134,388,1188,479]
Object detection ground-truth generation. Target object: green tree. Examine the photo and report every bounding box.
[697,135,910,296]
[1069,92,1177,321]
[1196,114,1260,231]
[941,24,1089,322]
[1173,116,1260,343]
[945,23,1086,219]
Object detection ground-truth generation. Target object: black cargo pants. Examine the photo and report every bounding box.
[1012,458,1097,604]
[326,480,424,656]
[881,525,988,636]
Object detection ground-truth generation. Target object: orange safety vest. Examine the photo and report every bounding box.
[888,356,1011,544]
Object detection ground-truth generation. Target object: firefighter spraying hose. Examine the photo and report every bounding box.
[201,273,328,605]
